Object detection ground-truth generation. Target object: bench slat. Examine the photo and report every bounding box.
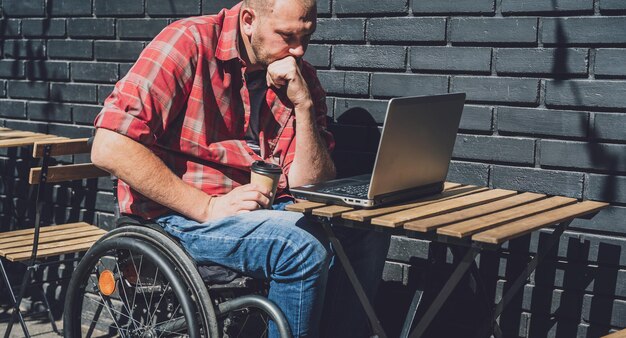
[312,205,354,218]
[29,163,110,184]
[342,185,478,222]
[0,222,92,240]
[7,241,100,262]
[0,135,61,148]
[32,138,91,158]
[472,200,609,244]
[0,228,106,251]
[285,201,327,213]
[404,192,546,232]
[436,196,577,238]
[0,131,42,140]
[602,329,626,338]
[0,234,105,256]
[369,187,489,227]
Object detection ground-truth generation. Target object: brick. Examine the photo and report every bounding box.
[48,40,93,60]
[446,161,490,186]
[492,166,584,198]
[450,18,538,44]
[2,0,45,16]
[496,48,588,76]
[497,107,588,138]
[24,61,70,81]
[313,18,364,42]
[48,123,94,139]
[367,18,445,43]
[202,0,239,15]
[317,70,369,96]
[333,45,405,70]
[94,0,144,16]
[3,40,46,59]
[49,0,92,16]
[593,113,626,142]
[317,0,331,15]
[520,285,583,321]
[8,81,48,100]
[371,73,448,98]
[583,295,626,327]
[71,62,119,83]
[28,102,72,122]
[98,85,115,104]
[118,19,169,39]
[119,63,133,77]
[68,19,115,38]
[304,44,330,68]
[459,105,492,132]
[0,60,25,78]
[22,19,66,37]
[72,104,101,125]
[0,19,21,37]
[595,49,626,77]
[502,0,592,14]
[587,174,626,204]
[386,236,429,262]
[382,261,407,284]
[0,81,5,98]
[95,41,144,62]
[571,206,626,234]
[412,0,494,14]
[335,98,388,123]
[335,0,408,15]
[0,100,26,119]
[410,47,491,74]
[146,0,201,16]
[95,191,115,212]
[543,18,626,45]
[601,0,626,11]
[50,83,97,104]
[580,232,626,266]
[540,140,626,173]
[453,135,535,165]
[451,76,540,104]
[546,80,626,109]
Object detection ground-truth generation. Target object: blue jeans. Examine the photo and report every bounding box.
[155,201,390,338]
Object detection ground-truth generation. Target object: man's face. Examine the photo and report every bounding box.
[248,0,316,68]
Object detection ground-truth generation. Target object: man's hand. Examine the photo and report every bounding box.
[266,56,312,109]
[205,183,272,221]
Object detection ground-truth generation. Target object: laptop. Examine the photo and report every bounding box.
[290,93,466,208]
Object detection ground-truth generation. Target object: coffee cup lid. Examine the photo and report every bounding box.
[251,161,282,175]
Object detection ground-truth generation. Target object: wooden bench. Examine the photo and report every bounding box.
[286,183,609,338]
[604,329,626,338]
[0,138,109,337]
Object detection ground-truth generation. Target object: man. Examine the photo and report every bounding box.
[91,0,390,336]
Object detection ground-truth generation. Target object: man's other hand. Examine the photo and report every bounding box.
[206,184,272,221]
[266,56,312,109]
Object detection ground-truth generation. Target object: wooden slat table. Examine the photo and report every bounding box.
[286,183,609,338]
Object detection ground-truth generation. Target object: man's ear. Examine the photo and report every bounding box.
[241,8,256,37]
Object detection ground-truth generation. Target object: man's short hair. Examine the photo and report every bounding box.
[243,0,315,14]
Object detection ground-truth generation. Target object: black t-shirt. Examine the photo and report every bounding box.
[244,70,267,155]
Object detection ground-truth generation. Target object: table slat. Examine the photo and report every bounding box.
[0,131,41,140]
[312,205,354,218]
[472,200,609,244]
[0,222,92,240]
[0,233,104,256]
[404,192,545,232]
[436,196,576,238]
[0,228,105,252]
[285,201,326,213]
[369,186,489,227]
[602,330,626,338]
[343,185,481,222]
[8,241,99,262]
[0,134,60,148]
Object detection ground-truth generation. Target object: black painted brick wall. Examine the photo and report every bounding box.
[1,0,625,336]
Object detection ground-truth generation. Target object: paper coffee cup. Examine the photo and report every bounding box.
[250,161,282,208]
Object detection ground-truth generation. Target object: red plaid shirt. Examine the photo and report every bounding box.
[95,3,334,219]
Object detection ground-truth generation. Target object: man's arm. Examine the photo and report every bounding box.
[266,57,336,187]
[91,128,271,222]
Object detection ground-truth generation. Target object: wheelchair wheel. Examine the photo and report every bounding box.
[65,227,218,337]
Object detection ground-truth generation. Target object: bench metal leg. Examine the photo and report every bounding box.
[0,260,31,338]
[409,246,480,338]
[476,221,570,338]
[320,221,388,338]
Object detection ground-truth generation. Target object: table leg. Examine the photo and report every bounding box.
[409,247,480,338]
[476,221,571,338]
[320,221,388,338]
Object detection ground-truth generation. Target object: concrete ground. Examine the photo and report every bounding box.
[0,309,63,337]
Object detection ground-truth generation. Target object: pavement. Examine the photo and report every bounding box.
[0,309,63,338]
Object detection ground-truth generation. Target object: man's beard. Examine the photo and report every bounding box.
[250,34,273,68]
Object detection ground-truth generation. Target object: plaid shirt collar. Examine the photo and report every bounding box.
[215,3,243,62]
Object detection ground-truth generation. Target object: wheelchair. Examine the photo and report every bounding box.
[63,216,292,338]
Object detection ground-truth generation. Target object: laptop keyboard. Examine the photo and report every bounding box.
[319,183,370,199]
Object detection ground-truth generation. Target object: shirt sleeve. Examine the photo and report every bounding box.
[94,21,199,146]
